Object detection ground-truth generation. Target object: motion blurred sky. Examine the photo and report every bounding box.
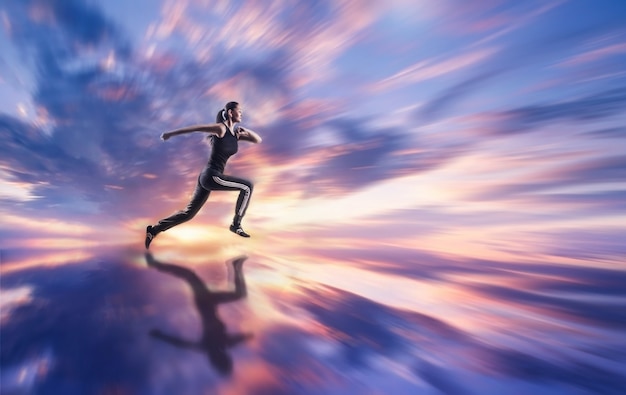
[1,0,626,394]
[1,0,626,260]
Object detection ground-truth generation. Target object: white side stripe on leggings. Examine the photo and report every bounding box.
[212,176,251,216]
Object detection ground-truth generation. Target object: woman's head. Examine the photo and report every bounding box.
[216,101,242,123]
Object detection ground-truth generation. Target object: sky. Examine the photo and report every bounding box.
[1,0,626,394]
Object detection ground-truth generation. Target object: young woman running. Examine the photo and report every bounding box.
[145,101,262,249]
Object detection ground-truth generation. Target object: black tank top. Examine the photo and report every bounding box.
[208,124,238,173]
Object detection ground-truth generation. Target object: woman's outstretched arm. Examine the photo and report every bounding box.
[161,123,224,141]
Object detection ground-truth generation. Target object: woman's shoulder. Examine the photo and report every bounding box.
[212,122,227,138]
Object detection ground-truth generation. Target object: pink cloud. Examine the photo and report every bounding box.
[465,14,512,33]
[146,0,383,87]
[470,1,567,47]
[558,42,626,68]
[370,47,498,92]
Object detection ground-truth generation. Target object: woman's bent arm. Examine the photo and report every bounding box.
[236,127,262,144]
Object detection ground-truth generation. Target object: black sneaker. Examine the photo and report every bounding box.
[145,226,156,249]
[229,224,250,238]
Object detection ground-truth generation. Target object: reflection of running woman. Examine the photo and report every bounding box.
[146,102,262,249]
[146,254,252,376]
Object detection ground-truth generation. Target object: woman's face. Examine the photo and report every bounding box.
[230,106,243,123]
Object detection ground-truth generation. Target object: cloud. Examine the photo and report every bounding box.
[415,70,500,122]
[537,155,624,189]
[471,182,626,212]
[494,87,626,134]
[5,0,130,61]
[272,115,471,198]
[405,3,626,127]
[150,0,381,84]
[584,126,626,139]
[0,114,100,201]
[558,41,626,68]
[0,0,232,224]
[301,118,409,193]
[468,1,567,47]
[46,0,127,50]
[530,190,626,212]
[370,47,497,93]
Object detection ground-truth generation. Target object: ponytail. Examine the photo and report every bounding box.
[215,101,239,123]
[215,109,227,123]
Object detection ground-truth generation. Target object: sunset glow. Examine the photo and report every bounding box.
[1,0,625,394]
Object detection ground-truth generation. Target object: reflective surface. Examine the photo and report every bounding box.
[2,242,625,395]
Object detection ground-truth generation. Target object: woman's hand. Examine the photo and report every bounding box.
[160,132,171,141]
[236,127,262,143]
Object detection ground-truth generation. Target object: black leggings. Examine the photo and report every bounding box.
[153,168,253,233]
